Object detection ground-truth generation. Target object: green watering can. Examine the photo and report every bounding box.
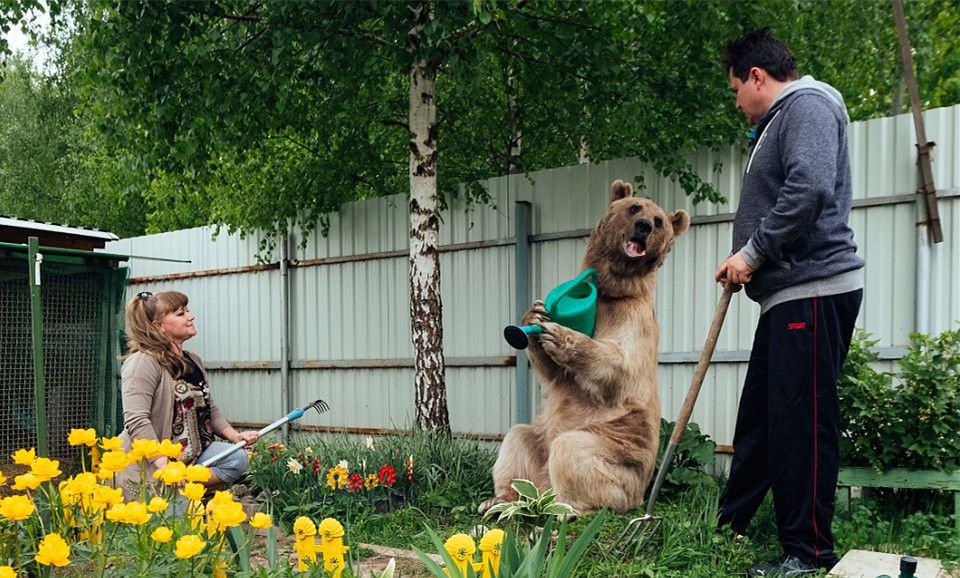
[504,268,598,350]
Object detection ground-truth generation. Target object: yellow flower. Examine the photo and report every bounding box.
[121,502,152,525]
[364,473,379,490]
[326,465,348,490]
[99,436,123,451]
[130,439,161,461]
[479,529,504,554]
[69,472,98,494]
[35,533,71,567]
[11,473,41,491]
[0,494,36,521]
[318,518,345,543]
[0,565,15,578]
[0,472,6,487]
[184,465,211,483]
[105,503,127,523]
[207,500,246,533]
[153,461,187,485]
[157,439,183,459]
[174,534,206,559]
[444,533,477,562]
[479,529,505,576]
[151,526,173,543]
[92,485,124,508]
[147,497,169,513]
[11,448,35,466]
[209,490,235,505]
[98,450,129,474]
[293,516,317,540]
[180,482,206,502]
[29,457,61,482]
[250,512,272,529]
[68,428,98,447]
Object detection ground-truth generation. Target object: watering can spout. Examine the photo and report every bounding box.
[504,269,598,350]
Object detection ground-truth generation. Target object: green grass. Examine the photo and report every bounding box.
[249,432,960,576]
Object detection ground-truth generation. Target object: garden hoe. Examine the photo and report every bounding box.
[200,399,330,467]
[609,283,737,556]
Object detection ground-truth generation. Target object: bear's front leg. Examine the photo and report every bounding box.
[521,300,565,384]
[538,322,628,402]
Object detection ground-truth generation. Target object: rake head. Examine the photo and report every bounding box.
[608,513,662,556]
[305,398,330,414]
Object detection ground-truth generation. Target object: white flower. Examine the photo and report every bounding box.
[304,447,313,455]
[364,436,375,449]
[287,458,303,474]
[338,459,349,470]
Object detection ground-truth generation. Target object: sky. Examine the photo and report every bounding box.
[3,6,54,71]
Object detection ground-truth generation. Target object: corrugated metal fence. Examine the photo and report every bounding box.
[106,104,960,450]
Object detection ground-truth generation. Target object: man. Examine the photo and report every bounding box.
[714,28,864,577]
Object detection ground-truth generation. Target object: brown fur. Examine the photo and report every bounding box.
[481,180,690,514]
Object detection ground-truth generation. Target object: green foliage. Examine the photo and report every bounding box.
[482,479,575,544]
[0,56,147,235]
[655,418,719,496]
[415,511,607,578]
[248,429,495,530]
[835,500,960,565]
[839,327,960,471]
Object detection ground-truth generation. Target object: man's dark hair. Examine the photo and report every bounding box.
[722,27,798,82]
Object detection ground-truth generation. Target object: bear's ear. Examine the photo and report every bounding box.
[609,179,634,203]
[670,210,690,237]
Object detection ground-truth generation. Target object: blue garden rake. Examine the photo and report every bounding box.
[200,399,330,467]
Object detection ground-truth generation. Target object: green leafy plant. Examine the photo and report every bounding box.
[655,419,719,495]
[482,480,575,544]
[838,327,960,471]
[248,428,496,529]
[415,511,607,578]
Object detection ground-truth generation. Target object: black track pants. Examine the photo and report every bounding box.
[718,289,862,568]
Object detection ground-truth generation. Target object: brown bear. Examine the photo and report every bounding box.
[481,179,690,514]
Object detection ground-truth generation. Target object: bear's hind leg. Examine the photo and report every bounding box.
[548,430,649,514]
[479,424,549,514]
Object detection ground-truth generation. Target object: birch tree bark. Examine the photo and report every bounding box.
[407,1,450,435]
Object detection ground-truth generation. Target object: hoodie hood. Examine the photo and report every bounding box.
[771,75,850,124]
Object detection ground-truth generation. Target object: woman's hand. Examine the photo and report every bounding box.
[235,430,259,448]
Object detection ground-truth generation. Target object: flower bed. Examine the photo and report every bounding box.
[0,429,394,577]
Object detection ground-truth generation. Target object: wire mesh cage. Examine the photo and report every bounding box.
[0,255,127,462]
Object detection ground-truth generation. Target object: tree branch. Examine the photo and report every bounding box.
[180,4,262,23]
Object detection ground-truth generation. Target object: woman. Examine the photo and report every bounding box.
[115,290,258,497]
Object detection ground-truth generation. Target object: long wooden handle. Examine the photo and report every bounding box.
[668,283,736,445]
[644,283,737,515]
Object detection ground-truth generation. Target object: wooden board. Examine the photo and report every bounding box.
[828,549,952,578]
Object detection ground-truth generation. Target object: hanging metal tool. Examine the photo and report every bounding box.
[892,0,943,244]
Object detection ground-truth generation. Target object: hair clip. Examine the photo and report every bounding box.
[137,291,153,301]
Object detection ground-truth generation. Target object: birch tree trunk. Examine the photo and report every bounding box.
[408,51,451,435]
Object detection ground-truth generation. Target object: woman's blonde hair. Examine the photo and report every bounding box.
[123,290,191,378]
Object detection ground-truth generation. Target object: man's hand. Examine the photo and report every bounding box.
[715,251,755,285]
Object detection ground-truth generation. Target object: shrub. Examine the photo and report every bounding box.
[839,327,960,471]
[655,418,718,496]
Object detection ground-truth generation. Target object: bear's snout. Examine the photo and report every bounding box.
[633,219,653,240]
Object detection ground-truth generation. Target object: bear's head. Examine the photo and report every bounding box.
[585,179,690,296]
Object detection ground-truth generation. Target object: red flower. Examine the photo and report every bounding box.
[378,464,396,487]
[312,458,321,476]
[348,473,364,493]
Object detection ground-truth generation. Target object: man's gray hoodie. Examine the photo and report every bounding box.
[734,75,864,313]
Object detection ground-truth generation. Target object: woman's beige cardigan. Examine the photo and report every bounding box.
[113,351,231,499]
